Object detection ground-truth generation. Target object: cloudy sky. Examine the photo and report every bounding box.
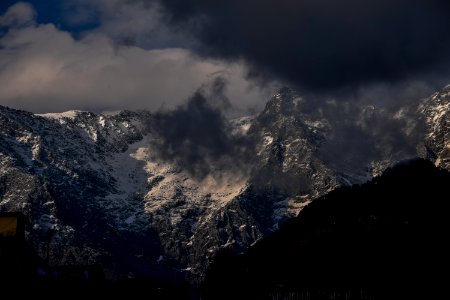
[1,0,450,114]
[0,0,271,114]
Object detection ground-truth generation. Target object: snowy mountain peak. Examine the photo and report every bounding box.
[37,110,89,120]
[262,87,305,116]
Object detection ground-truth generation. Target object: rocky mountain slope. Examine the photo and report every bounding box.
[0,85,449,281]
[420,85,450,169]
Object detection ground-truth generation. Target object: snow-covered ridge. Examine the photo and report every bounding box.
[37,110,86,120]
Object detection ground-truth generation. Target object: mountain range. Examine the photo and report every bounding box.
[0,85,449,281]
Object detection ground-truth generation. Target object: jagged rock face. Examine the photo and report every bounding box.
[0,85,449,281]
[420,85,450,170]
[251,88,338,197]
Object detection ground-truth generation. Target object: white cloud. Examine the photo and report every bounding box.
[0,2,269,114]
[0,2,36,28]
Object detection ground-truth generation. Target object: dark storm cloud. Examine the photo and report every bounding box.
[150,77,255,179]
[147,0,450,90]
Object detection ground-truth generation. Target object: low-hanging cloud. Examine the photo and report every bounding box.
[0,2,268,114]
[145,0,450,91]
[316,98,425,176]
[150,77,256,179]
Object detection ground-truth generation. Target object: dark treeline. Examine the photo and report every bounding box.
[201,159,449,300]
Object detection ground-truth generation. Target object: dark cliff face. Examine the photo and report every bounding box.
[201,159,450,299]
[249,88,338,197]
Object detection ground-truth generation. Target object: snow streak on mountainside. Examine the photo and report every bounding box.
[0,85,449,281]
